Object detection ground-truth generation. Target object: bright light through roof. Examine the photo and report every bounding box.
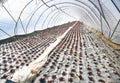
[0,0,119,44]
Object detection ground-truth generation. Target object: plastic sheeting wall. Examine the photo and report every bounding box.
[0,0,120,44]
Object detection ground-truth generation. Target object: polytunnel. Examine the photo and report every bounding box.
[0,0,120,83]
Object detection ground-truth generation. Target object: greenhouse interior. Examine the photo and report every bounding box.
[0,0,120,83]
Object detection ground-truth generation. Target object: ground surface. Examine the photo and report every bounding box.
[33,23,120,83]
[0,22,120,83]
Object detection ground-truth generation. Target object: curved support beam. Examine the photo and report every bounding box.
[75,0,100,22]
[0,28,12,37]
[47,11,60,28]
[1,0,104,38]
[34,7,50,30]
[52,12,64,27]
[111,0,120,13]
[41,6,71,29]
[88,0,111,39]
[25,0,54,33]
[75,0,104,32]
[17,0,101,34]
[34,2,100,30]
[46,5,99,29]
[14,0,33,35]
